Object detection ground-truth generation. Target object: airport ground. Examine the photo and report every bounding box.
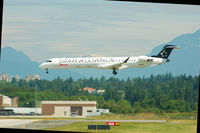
[0,113,197,133]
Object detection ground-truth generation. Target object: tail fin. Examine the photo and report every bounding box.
[151,45,179,59]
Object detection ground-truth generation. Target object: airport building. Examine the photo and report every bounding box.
[42,101,97,117]
[0,94,18,109]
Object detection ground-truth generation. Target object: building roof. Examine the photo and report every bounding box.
[42,101,96,105]
[0,94,9,98]
[83,87,96,91]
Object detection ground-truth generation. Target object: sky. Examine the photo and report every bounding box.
[2,0,200,63]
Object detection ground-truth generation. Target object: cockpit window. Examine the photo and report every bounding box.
[45,60,52,62]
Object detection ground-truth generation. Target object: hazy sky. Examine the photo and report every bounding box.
[2,0,200,63]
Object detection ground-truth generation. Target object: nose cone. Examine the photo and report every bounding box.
[39,63,45,68]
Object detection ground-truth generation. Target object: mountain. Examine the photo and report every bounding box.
[147,29,200,76]
[71,29,200,79]
[0,47,84,80]
[1,29,200,80]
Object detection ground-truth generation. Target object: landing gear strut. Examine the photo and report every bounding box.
[46,69,48,74]
[113,69,117,75]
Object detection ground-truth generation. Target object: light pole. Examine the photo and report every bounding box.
[35,79,38,116]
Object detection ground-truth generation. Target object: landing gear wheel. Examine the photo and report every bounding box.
[113,69,117,75]
[46,69,49,74]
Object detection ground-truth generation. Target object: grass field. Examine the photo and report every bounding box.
[0,112,197,120]
[45,120,197,133]
[44,113,197,133]
[87,112,197,120]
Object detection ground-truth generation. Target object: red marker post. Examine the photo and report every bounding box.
[106,122,120,126]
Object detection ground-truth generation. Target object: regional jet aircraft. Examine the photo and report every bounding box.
[39,45,179,75]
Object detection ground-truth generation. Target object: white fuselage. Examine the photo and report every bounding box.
[39,45,177,75]
[39,56,168,70]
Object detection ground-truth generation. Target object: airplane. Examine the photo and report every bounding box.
[39,45,179,75]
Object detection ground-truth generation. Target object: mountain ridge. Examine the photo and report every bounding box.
[0,47,85,80]
[1,29,200,80]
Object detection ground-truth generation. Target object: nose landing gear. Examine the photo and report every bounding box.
[112,69,117,75]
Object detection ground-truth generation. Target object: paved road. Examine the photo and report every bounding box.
[0,119,40,128]
[0,119,167,130]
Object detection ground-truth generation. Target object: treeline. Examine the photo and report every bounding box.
[0,74,199,114]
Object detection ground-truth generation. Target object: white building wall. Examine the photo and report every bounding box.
[54,106,70,116]
[82,106,96,117]
[53,106,96,117]
[86,112,101,116]
[96,109,110,114]
[3,96,11,107]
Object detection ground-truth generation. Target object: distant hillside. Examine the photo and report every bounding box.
[1,29,200,80]
[0,47,84,80]
[147,29,200,76]
[71,29,200,79]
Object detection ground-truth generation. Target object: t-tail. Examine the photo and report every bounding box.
[151,45,179,59]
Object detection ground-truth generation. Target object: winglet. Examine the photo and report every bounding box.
[124,57,130,63]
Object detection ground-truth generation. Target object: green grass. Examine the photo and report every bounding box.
[87,113,157,120]
[45,120,197,133]
[0,112,197,120]
[87,112,197,120]
[156,113,197,120]
[44,113,197,133]
[1,113,197,133]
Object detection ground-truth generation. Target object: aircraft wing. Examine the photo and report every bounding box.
[98,57,130,70]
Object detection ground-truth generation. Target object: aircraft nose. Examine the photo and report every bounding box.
[39,63,45,68]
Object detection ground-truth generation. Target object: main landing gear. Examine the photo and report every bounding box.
[46,69,48,74]
[112,69,117,75]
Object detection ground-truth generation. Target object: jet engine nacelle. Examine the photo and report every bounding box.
[138,56,154,63]
[138,56,149,62]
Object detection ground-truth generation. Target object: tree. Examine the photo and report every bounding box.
[117,99,133,114]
